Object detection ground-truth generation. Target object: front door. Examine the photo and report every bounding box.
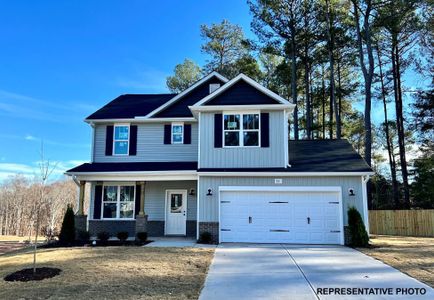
[165,190,187,235]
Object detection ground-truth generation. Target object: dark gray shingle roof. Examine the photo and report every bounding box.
[86,94,176,120]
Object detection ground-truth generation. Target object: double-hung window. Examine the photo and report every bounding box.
[113,124,129,155]
[224,113,260,147]
[172,123,184,144]
[102,185,135,219]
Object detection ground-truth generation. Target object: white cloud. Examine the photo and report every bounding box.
[0,160,88,183]
[25,135,37,141]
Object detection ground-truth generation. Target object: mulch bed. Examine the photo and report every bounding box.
[4,267,61,282]
[39,240,152,248]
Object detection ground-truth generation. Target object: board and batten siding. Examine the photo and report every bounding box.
[199,111,286,168]
[89,181,197,221]
[144,181,197,221]
[93,123,198,162]
[198,176,364,225]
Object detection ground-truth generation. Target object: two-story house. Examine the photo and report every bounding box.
[66,72,373,245]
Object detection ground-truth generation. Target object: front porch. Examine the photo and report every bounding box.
[75,179,198,239]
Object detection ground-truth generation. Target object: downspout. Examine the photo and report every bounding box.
[361,175,370,235]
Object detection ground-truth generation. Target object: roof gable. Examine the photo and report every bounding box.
[192,74,291,108]
[154,75,226,118]
[205,79,281,106]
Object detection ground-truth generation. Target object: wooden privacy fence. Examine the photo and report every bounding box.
[369,209,434,237]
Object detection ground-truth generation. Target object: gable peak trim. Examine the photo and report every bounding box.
[143,71,228,119]
[191,73,292,108]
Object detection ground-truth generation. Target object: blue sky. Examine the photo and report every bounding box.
[0,1,427,181]
[0,0,254,181]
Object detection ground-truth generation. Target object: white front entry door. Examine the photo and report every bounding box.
[220,189,343,244]
[165,190,187,235]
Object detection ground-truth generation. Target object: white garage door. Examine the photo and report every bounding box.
[219,188,343,245]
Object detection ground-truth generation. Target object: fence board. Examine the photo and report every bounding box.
[369,210,434,237]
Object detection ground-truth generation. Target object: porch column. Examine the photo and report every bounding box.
[75,180,87,234]
[78,181,86,215]
[139,181,146,216]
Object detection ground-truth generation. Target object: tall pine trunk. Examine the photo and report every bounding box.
[321,65,326,139]
[353,0,373,167]
[326,0,340,139]
[377,47,399,207]
[391,39,410,207]
[291,32,299,140]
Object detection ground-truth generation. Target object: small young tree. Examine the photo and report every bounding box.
[33,143,58,274]
[59,205,75,245]
[347,207,369,247]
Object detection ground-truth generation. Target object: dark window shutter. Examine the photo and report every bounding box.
[105,125,114,156]
[135,184,141,218]
[214,114,222,148]
[93,185,103,219]
[129,125,138,155]
[184,124,191,144]
[261,113,270,148]
[164,124,171,144]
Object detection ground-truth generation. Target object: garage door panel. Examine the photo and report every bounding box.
[220,189,342,245]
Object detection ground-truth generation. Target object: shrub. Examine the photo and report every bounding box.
[136,232,148,243]
[59,205,75,245]
[97,231,110,244]
[348,207,369,247]
[77,230,90,243]
[41,226,58,241]
[117,231,129,243]
[199,231,212,244]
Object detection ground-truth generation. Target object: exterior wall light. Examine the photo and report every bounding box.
[189,188,195,196]
[206,188,213,196]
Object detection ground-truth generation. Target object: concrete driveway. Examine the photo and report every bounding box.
[199,244,434,300]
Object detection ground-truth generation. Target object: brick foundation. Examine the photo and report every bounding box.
[89,220,136,238]
[135,215,148,238]
[199,222,219,244]
[74,215,87,235]
[344,226,351,245]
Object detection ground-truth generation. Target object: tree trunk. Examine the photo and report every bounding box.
[304,58,311,139]
[352,0,373,167]
[391,40,410,207]
[290,31,299,140]
[321,65,326,139]
[337,58,342,135]
[326,0,339,139]
[376,46,400,207]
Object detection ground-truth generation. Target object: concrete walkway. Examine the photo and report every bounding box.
[199,244,434,300]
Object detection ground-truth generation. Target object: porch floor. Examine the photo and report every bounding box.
[146,236,216,249]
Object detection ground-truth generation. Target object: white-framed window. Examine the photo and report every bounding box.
[102,184,135,219]
[209,83,221,93]
[223,112,260,147]
[113,124,129,155]
[171,123,184,144]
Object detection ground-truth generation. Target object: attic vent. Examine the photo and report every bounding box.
[209,83,220,93]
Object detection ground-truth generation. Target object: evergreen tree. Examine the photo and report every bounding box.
[59,205,75,245]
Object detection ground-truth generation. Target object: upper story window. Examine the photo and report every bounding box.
[113,124,129,155]
[172,123,184,144]
[209,83,221,93]
[102,184,135,219]
[224,113,260,147]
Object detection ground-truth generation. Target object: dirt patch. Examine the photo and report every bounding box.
[0,246,214,299]
[4,267,61,282]
[358,235,434,287]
